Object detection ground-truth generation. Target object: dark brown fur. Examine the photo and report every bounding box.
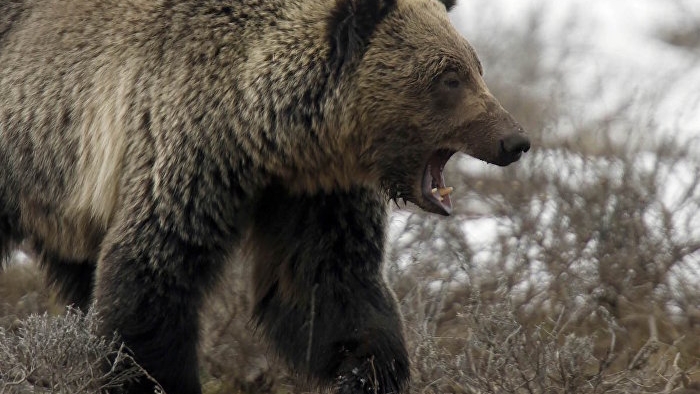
[0,0,528,393]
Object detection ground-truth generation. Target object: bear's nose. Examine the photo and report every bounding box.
[498,133,530,165]
[500,133,530,155]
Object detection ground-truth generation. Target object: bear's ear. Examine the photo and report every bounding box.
[328,0,397,72]
[439,0,457,11]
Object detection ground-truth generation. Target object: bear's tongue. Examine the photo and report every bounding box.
[422,150,454,215]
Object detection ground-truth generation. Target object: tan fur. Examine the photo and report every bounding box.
[19,199,104,261]
[67,65,131,227]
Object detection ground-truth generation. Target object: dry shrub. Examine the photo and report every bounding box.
[397,268,699,394]
[0,307,147,394]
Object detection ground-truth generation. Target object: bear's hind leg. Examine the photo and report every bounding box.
[250,185,409,394]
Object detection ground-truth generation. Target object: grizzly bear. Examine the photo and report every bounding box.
[0,0,529,393]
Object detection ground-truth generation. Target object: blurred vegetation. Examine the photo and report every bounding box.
[2,2,700,394]
[661,0,700,51]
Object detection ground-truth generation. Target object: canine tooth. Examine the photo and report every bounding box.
[438,187,453,196]
[431,188,438,194]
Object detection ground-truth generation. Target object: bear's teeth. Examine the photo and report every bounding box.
[431,187,453,201]
[439,186,453,196]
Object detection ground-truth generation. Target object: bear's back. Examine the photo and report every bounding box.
[0,0,287,260]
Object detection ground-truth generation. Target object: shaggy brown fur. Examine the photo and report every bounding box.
[0,0,529,393]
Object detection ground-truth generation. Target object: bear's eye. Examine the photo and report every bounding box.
[444,77,459,89]
[439,70,462,90]
[432,70,464,109]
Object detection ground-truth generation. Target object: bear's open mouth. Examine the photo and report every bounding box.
[422,149,456,215]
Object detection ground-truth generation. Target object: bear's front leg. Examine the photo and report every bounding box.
[250,184,409,394]
[94,182,245,394]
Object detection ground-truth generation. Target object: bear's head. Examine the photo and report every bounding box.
[330,0,530,215]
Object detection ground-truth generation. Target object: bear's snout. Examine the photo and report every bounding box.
[499,133,531,164]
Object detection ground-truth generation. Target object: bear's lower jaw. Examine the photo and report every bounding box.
[420,149,455,216]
